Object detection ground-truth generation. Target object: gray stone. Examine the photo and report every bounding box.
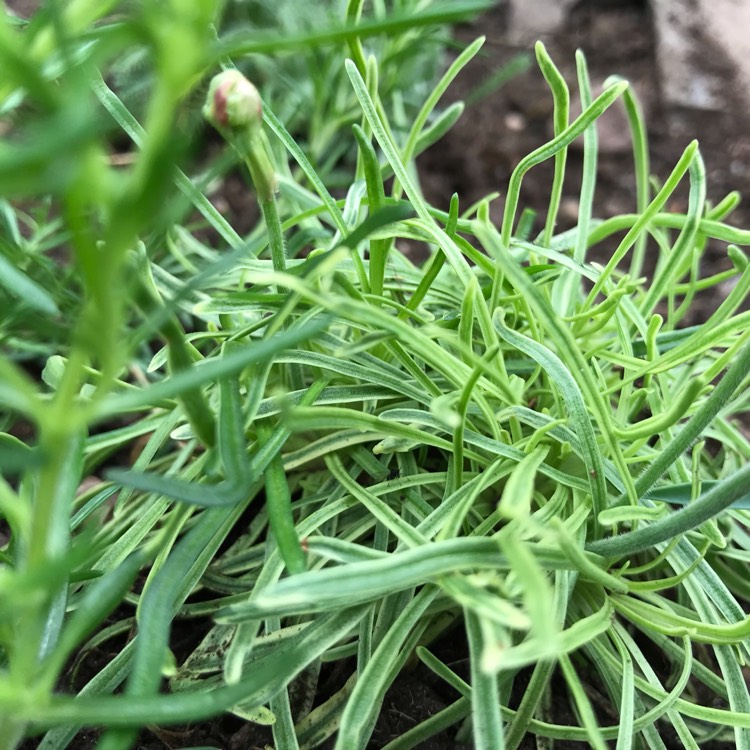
[651,0,747,111]
[509,0,750,113]
[507,0,577,38]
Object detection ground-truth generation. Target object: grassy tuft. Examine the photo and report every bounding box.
[1,2,750,749]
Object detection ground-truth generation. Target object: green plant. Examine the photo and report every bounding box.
[108,0,482,192]
[2,2,750,750]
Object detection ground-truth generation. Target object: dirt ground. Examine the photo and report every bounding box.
[13,0,750,748]
[427,0,750,240]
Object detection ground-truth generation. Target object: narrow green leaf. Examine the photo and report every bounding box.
[0,252,59,314]
[335,588,437,749]
[465,610,504,750]
[217,538,570,620]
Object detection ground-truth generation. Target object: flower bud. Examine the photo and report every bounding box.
[203,70,262,132]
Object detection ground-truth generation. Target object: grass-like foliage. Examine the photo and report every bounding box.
[2,2,750,749]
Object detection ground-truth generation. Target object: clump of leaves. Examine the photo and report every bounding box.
[2,2,750,750]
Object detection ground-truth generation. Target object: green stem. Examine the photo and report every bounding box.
[238,132,286,273]
[25,423,84,567]
[134,250,216,447]
[258,190,287,273]
[7,405,85,746]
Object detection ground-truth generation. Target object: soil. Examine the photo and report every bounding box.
[13,0,750,748]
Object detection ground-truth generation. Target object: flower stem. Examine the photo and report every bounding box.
[258,186,287,273]
[204,70,286,272]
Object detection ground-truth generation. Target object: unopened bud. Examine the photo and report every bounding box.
[203,70,262,132]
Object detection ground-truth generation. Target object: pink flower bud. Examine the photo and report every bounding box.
[204,70,262,131]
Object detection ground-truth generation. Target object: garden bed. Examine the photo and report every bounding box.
[5,1,750,749]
